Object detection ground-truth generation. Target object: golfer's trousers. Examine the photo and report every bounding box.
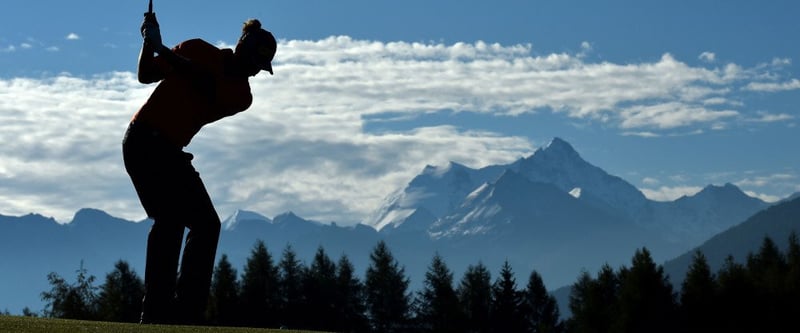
[122,121,220,324]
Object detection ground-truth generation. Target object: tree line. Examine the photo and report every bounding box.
[31,233,800,333]
[569,233,800,333]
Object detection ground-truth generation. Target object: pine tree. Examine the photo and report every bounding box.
[277,245,305,329]
[522,270,562,333]
[785,232,800,327]
[568,264,620,333]
[207,254,239,326]
[22,307,38,317]
[239,240,279,328]
[679,251,717,332]
[717,255,757,333]
[302,246,338,331]
[96,260,144,323]
[457,262,492,333]
[335,255,369,333]
[41,261,98,320]
[490,260,525,333]
[566,271,590,333]
[747,236,788,332]
[365,240,412,333]
[615,248,677,333]
[787,232,800,277]
[787,232,800,279]
[747,237,787,288]
[415,253,465,333]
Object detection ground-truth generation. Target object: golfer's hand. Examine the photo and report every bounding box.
[143,11,159,24]
[141,15,163,51]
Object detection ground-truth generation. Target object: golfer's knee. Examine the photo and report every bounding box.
[190,215,221,236]
[209,218,221,236]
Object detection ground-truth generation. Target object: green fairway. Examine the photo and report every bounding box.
[0,316,323,333]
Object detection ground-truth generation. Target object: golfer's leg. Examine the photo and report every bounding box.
[124,124,191,324]
[175,168,221,324]
[141,218,184,323]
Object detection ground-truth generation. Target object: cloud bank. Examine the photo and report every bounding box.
[0,37,796,223]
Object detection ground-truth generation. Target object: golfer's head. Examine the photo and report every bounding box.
[236,19,276,75]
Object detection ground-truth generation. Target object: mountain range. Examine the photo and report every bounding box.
[2,137,798,318]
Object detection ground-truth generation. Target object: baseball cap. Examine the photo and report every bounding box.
[240,19,276,74]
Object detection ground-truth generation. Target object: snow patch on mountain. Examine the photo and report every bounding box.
[222,209,271,231]
[430,169,584,239]
[363,161,499,232]
[516,137,648,218]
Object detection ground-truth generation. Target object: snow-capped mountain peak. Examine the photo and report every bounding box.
[364,161,489,232]
[516,138,648,216]
[418,161,467,178]
[222,209,270,231]
[539,137,581,160]
[361,137,769,248]
[364,137,649,233]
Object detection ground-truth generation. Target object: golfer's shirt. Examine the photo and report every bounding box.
[133,39,253,148]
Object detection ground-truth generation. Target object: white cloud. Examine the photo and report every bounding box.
[642,177,660,186]
[745,111,794,123]
[770,57,791,67]
[699,52,716,63]
[641,186,704,202]
[669,174,690,182]
[745,79,800,92]
[621,131,660,138]
[620,102,738,129]
[0,36,797,224]
[578,41,593,58]
[66,33,80,40]
[0,70,533,223]
[727,173,797,203]
[743,191,782,203]
[736,173,796,188]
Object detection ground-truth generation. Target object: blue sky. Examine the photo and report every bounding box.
[1,0,798,224]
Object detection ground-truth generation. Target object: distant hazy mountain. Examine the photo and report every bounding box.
[0,137,784,317]
[782,192,800,203]
[0,209,149,315]
[644,183,770,246]
[662,196,800,288]
[0,208,384,315]
[552,196,800,319]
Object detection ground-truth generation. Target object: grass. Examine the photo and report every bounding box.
[0,315,324,333]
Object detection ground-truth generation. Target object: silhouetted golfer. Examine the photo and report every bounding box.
[123,10,276,324]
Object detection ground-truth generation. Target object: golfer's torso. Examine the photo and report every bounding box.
[133,39,253,147]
